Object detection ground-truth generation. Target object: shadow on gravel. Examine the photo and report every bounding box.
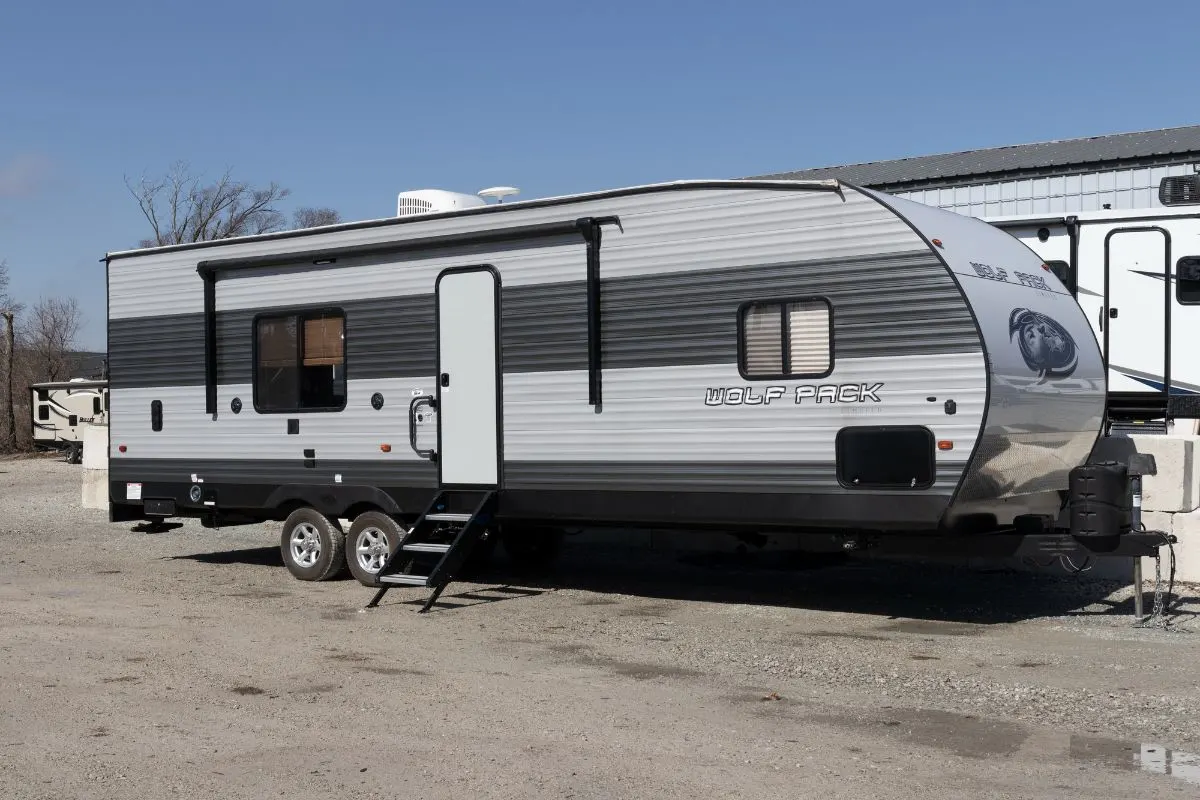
[165,540,1196,626]
[470,542,1196,626]
[172,546,283,568]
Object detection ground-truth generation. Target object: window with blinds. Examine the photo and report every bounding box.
[254,309,346,412]
[738,298,832,379]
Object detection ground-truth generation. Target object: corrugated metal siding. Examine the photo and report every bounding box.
[896,163,1196,215]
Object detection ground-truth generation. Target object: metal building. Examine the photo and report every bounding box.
[757,125,1200,216]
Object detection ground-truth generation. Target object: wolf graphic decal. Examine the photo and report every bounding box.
[1009,308,1078,383]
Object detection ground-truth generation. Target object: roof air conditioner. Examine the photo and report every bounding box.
[396,189,487,217]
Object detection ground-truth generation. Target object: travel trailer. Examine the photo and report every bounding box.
[103,179,1166,608]
[30,378,108,462]
[985,202,1200,429]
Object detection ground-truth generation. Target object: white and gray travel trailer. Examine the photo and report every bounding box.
[985,203,1200,428]
[31,378,108,461]
[104,179,1166,608]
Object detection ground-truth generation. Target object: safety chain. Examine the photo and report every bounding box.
[1134,546,1175,632]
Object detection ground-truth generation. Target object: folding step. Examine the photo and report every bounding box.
[378,573,430,586]
[424,513,470,525]
[402,542,451,554]
[366,489,498,613]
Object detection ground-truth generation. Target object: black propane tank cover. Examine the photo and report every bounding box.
[1068,461,1131,538]
[371,392,384,410]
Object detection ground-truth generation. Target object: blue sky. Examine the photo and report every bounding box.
[2,0,1198,349]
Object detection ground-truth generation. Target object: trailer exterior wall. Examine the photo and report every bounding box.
[104,182,1096,532]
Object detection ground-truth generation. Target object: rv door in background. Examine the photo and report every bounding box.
[1104,228,1171,394]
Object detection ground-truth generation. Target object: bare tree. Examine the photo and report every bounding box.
[125,162,292,247]
[27,297,82,382]
[2,310,14,452]
[0,260,21,451]
[292,207,342,229]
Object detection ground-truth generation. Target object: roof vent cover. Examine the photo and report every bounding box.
[1159,175,1200,206]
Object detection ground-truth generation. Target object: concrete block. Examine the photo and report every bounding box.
[1092,433,1198,513]
[81,469,108,510]
[82,424,108,471]
[1158,508,1200,584]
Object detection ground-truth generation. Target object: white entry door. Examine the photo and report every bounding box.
[436,267,500,486]
[1105,228,1170,393]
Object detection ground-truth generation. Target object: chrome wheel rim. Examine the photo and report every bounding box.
[355,526,391,574]
[289,522,322,568]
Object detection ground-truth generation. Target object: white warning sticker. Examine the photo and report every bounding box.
[126,483,142,501]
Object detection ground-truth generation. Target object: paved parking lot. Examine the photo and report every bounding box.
[2,458,1200,799]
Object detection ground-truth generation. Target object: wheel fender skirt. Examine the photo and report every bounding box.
[263,484,402,517]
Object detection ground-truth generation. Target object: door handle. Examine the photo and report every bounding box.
[440,373,450,388]
[1109,307,1118,319]
[1099,307,1104,332]
[408,395,437,461]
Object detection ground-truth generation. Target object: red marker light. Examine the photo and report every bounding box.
[118,445,127,453]
[937,440,954,451]
[931,238,944,249]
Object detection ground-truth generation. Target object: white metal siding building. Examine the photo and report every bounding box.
[757,125,1200,216]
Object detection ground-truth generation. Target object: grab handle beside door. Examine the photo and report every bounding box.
[408,394,437,461]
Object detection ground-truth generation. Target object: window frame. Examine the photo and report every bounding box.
[736,296,835,381]
[1176,256,1200,305]
[251,306,348,414]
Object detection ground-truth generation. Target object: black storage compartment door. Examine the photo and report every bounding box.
[836,426,935,489]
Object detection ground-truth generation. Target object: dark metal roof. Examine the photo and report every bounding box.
[754,125,1200,190]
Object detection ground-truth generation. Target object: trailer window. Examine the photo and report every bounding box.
[1177,257,1200,304]
[38,405,49,421]
[254,310,346,412]
[738,298,832,379]
[93,397,102,415]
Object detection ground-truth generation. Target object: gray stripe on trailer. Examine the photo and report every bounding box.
[110,457,438,486]
[110,457,962,494]
[504,460,964,493]
[109,249,977,388]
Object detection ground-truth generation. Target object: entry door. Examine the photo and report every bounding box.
[1105,228,1170,393]
[436,267,500,487]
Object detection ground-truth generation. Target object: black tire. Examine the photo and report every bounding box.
[500,525,564,571]
[345,511,406,587]
[279,508,346,581]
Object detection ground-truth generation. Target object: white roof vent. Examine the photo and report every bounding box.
[478,186,520,203]
[396,189,487,217]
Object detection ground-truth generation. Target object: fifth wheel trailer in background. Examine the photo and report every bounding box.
[985,205,1200,429]
[30,379,108,462]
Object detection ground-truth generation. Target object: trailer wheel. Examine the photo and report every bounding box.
[500,525,564,571]
[345,511,405,587]
[279,508,346,581]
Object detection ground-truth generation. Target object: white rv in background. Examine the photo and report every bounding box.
[986,201,1200,429]
[31,379,108,461]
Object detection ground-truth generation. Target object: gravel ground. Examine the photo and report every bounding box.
[2,457,1200,799]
